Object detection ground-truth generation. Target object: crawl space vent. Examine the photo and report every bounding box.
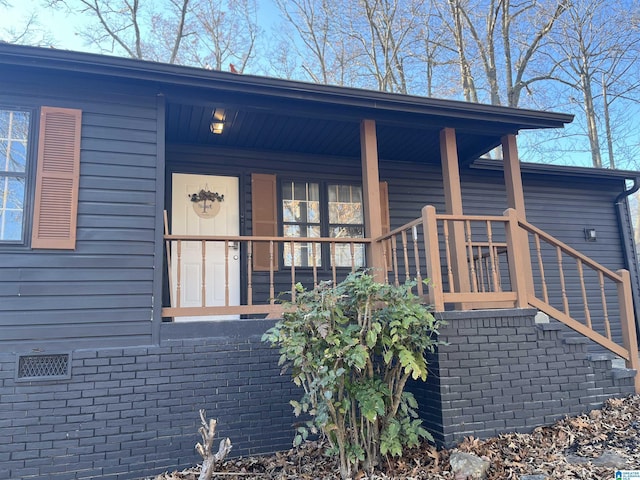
[17,354,70,380]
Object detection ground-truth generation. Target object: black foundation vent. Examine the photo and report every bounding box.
[17,353,71,380]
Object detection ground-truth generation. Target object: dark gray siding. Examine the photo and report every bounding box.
[166,146,630,345]
[0,75,159,349]
[165,145,365,306]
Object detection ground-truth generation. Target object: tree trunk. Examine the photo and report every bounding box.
[581,71,602,168]
[602,74,615,169]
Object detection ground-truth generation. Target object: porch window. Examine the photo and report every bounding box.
[282,180,365,268]
[0,109,30,242]
[328,184,365,267]
[282,180,321,267]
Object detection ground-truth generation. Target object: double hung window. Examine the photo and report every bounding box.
[0,105,81,249]
[0,109,31,242]
[281,180,365,268]
[282,181,321,267]
[328,183,364,267]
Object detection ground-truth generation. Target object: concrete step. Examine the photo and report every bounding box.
[611,367,637,380]
[562,336,591,345]
[535,312,638,384]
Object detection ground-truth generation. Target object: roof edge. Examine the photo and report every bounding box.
[0,44,573,130]
[472,158,640,179]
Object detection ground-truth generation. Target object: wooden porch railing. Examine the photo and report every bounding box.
[377,206,526,311]
[163,206,639,391]
[162,235,370,319]
[375,205,639,391]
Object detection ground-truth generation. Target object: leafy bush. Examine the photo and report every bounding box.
[262,272,443,479]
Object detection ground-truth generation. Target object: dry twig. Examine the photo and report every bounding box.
[196,409,233,480]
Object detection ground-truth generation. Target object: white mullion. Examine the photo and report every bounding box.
[0,110,10,239]
[5,111,14,173]
[0,176,8,239]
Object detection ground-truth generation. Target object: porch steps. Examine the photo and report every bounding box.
[534,320,638,387]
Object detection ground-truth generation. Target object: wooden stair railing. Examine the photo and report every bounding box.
[375,206,640,393]
[517,218,640,392]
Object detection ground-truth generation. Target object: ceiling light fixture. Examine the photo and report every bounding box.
[210,108,225,134]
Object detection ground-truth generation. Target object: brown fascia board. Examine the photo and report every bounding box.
[472,158,640,179]
[0,44,574,131]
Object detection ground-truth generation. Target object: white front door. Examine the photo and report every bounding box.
[171,173,240,321]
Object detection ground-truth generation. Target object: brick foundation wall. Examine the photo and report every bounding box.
[0,321,298,480]
[2,311,636,479]
[409,308,637,447]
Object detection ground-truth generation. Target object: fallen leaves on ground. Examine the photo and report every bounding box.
[148,395,640,479]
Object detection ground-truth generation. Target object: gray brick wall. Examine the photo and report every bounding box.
[409,309,636,447]
[0,321,298,480]
[2,312,636,479]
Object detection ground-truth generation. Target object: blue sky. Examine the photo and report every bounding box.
[1,0,83,48]
[2,0,638,172]
[1,0,281,52]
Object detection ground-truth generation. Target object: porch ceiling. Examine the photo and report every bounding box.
[0,44,573,165]
[166,102,501,164]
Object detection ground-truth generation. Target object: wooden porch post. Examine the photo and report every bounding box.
[423,205,445,311]
[361,119,385,282]
[502,134,533,297]
[503,134,527,216]
[440,127,470,294]
[617,269,640,393]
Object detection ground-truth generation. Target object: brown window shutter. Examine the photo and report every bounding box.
[379,181,392,270]
[31,107,82,249]
[251,173,279,271]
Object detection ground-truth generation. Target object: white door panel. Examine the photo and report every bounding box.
[171,173,240,321]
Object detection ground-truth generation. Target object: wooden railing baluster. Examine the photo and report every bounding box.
[391,235,399,286]
[247,241,253,306]
[331,242,337,285]
[382,241,389,285]
[176,240,182,308]
[465,220,478,293]
[224,240,229,307]
[487,221,499,293]
[476,245,485,292]
[164,211,174,308]
[577,259,591,329]
[534,233,549,303]
[557,246,569,315]
[312,242,318,288]
[401,230,410,284]
[599,271,611,340]
[350,242,356,273]
[412,226,423,296]
[443,220,454,293]
[494,250,502,292]
[290,240,296,301]
[202,240,206,307]
[269,240,275,305]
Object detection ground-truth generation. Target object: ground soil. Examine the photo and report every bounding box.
[149,394,640,479]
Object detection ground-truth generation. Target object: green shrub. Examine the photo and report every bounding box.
[262,272,443,479]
